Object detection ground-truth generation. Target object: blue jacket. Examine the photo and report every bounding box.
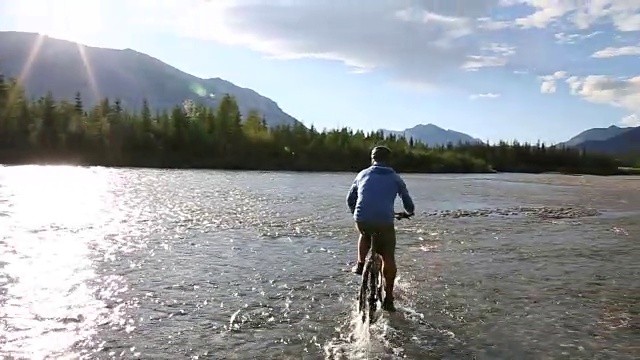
[346,162,415,224]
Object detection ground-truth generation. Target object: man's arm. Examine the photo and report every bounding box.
[346,178,358,214]
[396,174,415,214]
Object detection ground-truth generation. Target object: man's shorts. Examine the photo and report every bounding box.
[355,221,396,258]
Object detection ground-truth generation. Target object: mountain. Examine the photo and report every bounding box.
[577,126,640,155]
[380,124,482,147]
[0,31,301,128]
[557,125,631,148]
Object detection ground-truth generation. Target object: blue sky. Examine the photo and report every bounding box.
[1,0,639,144]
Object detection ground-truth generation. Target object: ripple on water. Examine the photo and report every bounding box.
[1,167,639,359]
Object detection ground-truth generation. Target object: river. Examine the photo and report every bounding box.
[0,165,638,359]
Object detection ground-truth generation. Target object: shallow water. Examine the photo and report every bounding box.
[0,166,638,359]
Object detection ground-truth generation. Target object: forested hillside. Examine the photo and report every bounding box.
[0,74,622,174]
[0,31,301,128]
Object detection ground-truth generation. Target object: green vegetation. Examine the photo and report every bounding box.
[0,74,623,174]
[622,154,640,169]
[618,167,640,175]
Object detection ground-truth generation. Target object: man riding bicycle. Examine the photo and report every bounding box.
[346,145,415,312]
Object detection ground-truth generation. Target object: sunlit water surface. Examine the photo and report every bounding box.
[0,165,638,359]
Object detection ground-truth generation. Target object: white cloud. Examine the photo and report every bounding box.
[483,43,516,57]
[470,92,501,100]
[565,75,640,112]
[113,1,638,93]
[512,1,640,31]
[554,33,581,45]
[11,0,628,114]
[477,17,512,30]
[555,31,603,44]
[131,0,518,87]
[540,81,557,94]
[539,71,568,94]
[621,113,640,127]
[514,1,572,29]
[462,55,508,71]
[592,45,640,58]
[460,43,516,71]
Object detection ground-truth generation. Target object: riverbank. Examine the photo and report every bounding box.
[1,158,635,176]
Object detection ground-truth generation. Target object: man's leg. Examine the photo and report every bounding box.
[358,231,372,263]
[379,224,397,311]
[352,223,371,275]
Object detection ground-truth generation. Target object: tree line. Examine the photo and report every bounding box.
[0,73,629,175]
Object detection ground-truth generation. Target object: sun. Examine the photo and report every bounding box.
[10,0,104,43]
[6,0,104,105]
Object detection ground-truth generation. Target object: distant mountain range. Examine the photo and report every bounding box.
[0,31,301,128]
[380,124,483,147]
[556,125,631,148]
[557,125,640,156]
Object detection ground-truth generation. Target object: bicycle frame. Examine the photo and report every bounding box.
[358,211,412,324]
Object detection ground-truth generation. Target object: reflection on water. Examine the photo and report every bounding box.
[0,166,119,358]
[4,166,111,229]
[0,166,638,359]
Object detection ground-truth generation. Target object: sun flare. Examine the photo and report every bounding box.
[11,0,104,42]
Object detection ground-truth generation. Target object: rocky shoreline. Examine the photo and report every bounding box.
[421,206,601,219]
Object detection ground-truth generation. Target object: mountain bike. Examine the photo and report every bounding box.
[358,211,413,324]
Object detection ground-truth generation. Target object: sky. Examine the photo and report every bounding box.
[0,0,639,145]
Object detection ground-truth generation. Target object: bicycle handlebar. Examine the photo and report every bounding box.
[394,211,414,220]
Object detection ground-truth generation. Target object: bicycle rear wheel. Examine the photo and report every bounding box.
[358,262,369,323]
[368,260,378,323]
